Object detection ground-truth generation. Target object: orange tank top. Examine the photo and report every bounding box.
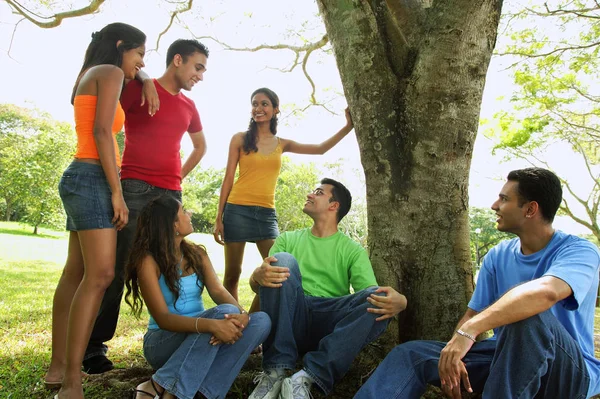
[227,138,283,209]
[73,95,125,166]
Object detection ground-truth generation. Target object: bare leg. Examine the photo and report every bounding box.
[45,232,85,384]
[249,239,276,313]
[223,242,247,301]
[57,228,117,399]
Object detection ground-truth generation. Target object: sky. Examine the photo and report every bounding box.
[0,0,594,235]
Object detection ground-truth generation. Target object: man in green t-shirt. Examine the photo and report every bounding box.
[248,178,408,399]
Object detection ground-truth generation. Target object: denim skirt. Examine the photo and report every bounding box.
[58,161,114,231]
[222,203,279,242]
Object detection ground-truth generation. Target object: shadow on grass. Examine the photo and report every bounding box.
[0,225,65,240]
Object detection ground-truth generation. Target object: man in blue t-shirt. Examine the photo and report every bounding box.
[355,167,600,399]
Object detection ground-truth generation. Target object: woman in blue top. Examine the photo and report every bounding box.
[125,195,270,399]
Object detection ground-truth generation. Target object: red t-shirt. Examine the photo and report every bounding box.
[120,79,202,190]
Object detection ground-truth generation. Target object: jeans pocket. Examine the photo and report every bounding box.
[122,179,153,195]
[59,172,77,194]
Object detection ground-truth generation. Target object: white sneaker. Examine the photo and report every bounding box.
[249,371,286,399]
[278,376,313,399]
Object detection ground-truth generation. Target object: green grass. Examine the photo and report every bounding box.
[1,221,599,398]
[0,222,256,399]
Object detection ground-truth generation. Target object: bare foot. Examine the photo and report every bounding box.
[45,361,66,386]
[44,370,88,389]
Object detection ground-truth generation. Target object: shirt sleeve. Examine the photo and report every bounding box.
[348,244,378,292]
[188,101,203,133]
[269,233,287,256]
[468,251,497,312]
[120,80,142,113]
[543,240,600,310]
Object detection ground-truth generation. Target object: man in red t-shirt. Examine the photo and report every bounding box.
[83,39,209,374]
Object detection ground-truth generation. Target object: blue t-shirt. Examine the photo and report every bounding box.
[469,230,600,398]
[148,273,205,330]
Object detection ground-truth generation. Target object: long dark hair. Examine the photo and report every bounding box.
[71,22,146,104]
[243,87,279,154]
[125,195,205,318]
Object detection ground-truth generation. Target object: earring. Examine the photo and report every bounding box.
[176,231,180,236]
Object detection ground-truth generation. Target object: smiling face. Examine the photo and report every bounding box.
[120,44,146,80]
[174,51,207,91]
[174,204,194,238]
[491,180,528,233]
[303,184,338,218]
[251,92,278,123]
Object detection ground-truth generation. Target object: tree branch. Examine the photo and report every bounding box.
[498,40,600,58]
[5,0,105,28]
[193,33,329,55]
[153,0,194,51]
[7,17,25,59]
[552,112,600,142]
[560,198,594,232]
[537,3,600,19]
[192,33,330,103]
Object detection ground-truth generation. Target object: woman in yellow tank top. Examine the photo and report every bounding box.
[44,23,147,399]
[214,88,354,306]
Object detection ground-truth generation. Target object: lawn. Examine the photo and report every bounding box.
[0,222,259,399]
[1,221,599,399]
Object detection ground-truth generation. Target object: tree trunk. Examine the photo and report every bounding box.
[317,0,503,343]
[33,224,38,235]
[5,199,12,221]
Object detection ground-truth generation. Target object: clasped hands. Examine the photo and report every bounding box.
[208,312,250,346]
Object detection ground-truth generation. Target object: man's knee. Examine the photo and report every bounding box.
[355,286,380,300]
[271,252,300,277]
[503,311,550,335]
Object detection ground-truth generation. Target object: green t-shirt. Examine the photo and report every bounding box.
[269,228,378,298]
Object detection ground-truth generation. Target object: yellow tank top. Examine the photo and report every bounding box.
[227,138,282,209]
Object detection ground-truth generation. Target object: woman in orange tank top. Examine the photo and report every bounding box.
[44,23,147,399]
[214,88,354,311]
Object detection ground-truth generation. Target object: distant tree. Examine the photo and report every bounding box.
[469,207,513,268]
[0,104,75,232]
[491,0,600,241]
[0,104,41,221]
[274,157,320,233]
[182,167,223,233]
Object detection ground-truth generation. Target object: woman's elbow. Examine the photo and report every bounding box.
[93,127,112,139]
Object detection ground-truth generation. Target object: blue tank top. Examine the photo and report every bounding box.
[148,271,205,330]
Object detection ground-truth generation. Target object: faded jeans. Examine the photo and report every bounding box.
[354,310,590,399]
[260,252,390,395]
[144,304,271,399]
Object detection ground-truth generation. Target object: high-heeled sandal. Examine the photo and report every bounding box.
[131,379,165,399]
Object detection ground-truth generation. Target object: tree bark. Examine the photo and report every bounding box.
[5,200,11,222]
[317,0,503,343]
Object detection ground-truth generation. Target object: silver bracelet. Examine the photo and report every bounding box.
[456,329,476,342]
[195,317,200,334]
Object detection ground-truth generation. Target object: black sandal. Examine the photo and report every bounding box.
[131,379,165,399]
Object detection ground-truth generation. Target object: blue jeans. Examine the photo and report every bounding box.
[260,252,389,395]
[144,304,271,399]
[85,179,181,359]
[354,311,590,399]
